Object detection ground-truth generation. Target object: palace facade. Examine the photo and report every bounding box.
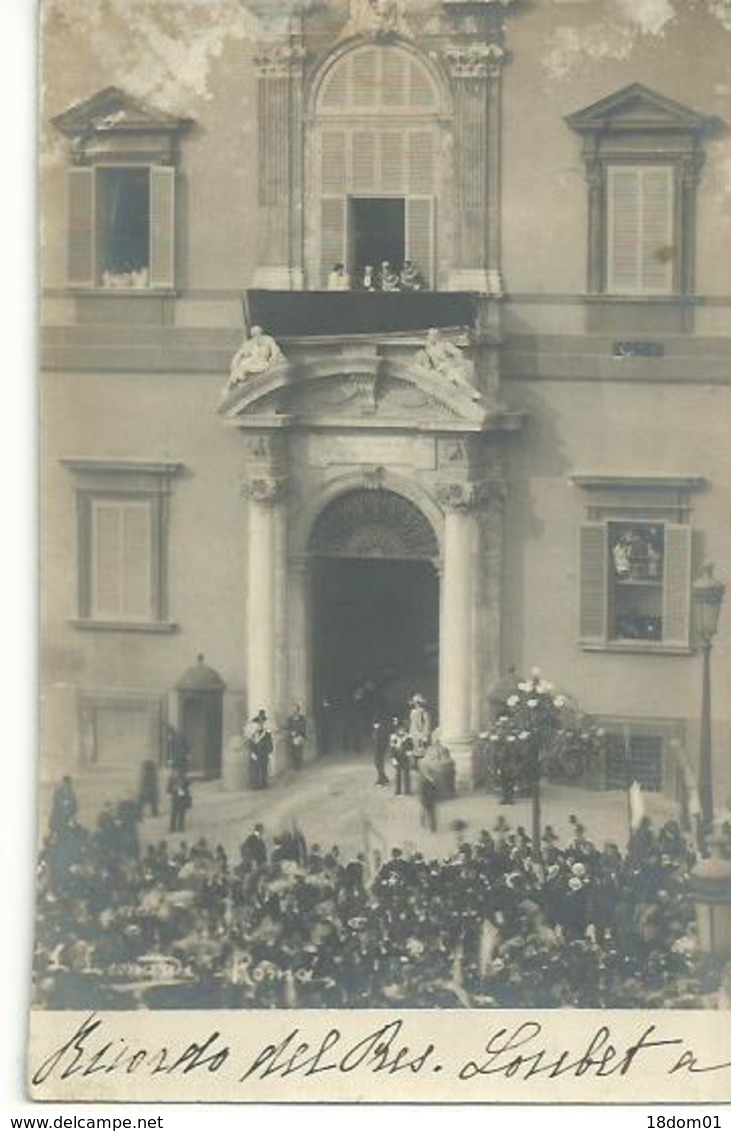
[40,0,731,801]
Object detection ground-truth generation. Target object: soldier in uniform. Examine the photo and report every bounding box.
[246,710,274,790]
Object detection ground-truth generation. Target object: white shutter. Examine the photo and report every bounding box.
[92,500,152,621]
[351,130,377,192]
[662,524,692,646]
[92,503,122,618]
[321,130,348,194]
[640,167,674,292]
[607,165,674,294]
[407,130,435,193]
[352,49,377,108]
[380,132,405,192]
[381,48,406,108]
[405,195,434,286]
[149,165,175,289]
[122,503,152,618]
[67,167,95,286]
[408,59,436,109]
[607,167,641,292]
[579,523,608,643]
[321,197,347,285]
[321,59,350,109]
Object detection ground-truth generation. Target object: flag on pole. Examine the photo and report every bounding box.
[628,779,645,830]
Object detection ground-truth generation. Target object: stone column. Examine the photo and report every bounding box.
[288,555,315,762]
[253,40,306,290]
[445,42,506,296]
[437,482,479,787]
[244,480,283,720]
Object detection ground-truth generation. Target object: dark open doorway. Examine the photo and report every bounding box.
[313,557,439,751]
[351,197,405,275]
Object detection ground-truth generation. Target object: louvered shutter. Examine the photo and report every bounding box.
[149,165,175,289]
[407,130,435,193]
[351,130,377,192]
[321,130,348,194]
[352,50,376,108]
[408,59,437,109]
[640,167,674,292]
[321,196,347,285]
[92,503,122,618]
[607,165,673,294]
[122,503,153,619]
[405,195,434,287]
[662,524,692,646]
[67,167,95,286]
[91,500,153,620]
[381,49,406,108]
[321,59,350,109]
[579,523,608,643]
[380,132,405,192]
[607,167,640,292]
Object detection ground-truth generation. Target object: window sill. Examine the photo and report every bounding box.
[67,287,178,298]
[580,640,692,656]
[70,618,178,634]
[583,294,704,305]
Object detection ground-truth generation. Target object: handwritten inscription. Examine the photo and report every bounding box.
[31,1014,731,1093]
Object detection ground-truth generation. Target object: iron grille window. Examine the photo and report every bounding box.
[605,733,664,792]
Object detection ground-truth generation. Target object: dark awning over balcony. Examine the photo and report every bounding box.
[244,289,481,338]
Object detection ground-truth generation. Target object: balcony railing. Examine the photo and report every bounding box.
[244,289,482,339]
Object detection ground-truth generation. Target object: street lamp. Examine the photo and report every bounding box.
[692,563,725,840]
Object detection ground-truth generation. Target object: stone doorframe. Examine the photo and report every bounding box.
[243,459,506,788]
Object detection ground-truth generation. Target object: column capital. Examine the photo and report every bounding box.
[254,41,306,78]
[436,478,506,513]
[444,42,506,80]
[241,475,289,505]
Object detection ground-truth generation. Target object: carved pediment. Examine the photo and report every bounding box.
[566,83,720,137]
[217,356,499,429]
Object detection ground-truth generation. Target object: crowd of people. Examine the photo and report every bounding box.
[33,784,726,1011]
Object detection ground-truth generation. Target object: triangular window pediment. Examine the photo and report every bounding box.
[566,83,717,136]
[52,87,193,139]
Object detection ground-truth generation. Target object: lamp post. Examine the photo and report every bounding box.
[692,563,725,841]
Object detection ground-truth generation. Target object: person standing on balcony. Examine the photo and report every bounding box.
[327,262,350,290]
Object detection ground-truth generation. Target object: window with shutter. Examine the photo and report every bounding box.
[67,168,95,287]
[407,130,435,193]
[67,459,179,632]
[607,165,674,294]
[321,131,348,194]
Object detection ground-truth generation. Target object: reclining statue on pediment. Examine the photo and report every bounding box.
[226,325,286,391]
[413,328,484,403]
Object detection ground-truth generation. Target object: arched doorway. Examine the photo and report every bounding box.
[308,488,440,751]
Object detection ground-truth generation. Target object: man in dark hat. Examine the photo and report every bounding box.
[246,710,273,789]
